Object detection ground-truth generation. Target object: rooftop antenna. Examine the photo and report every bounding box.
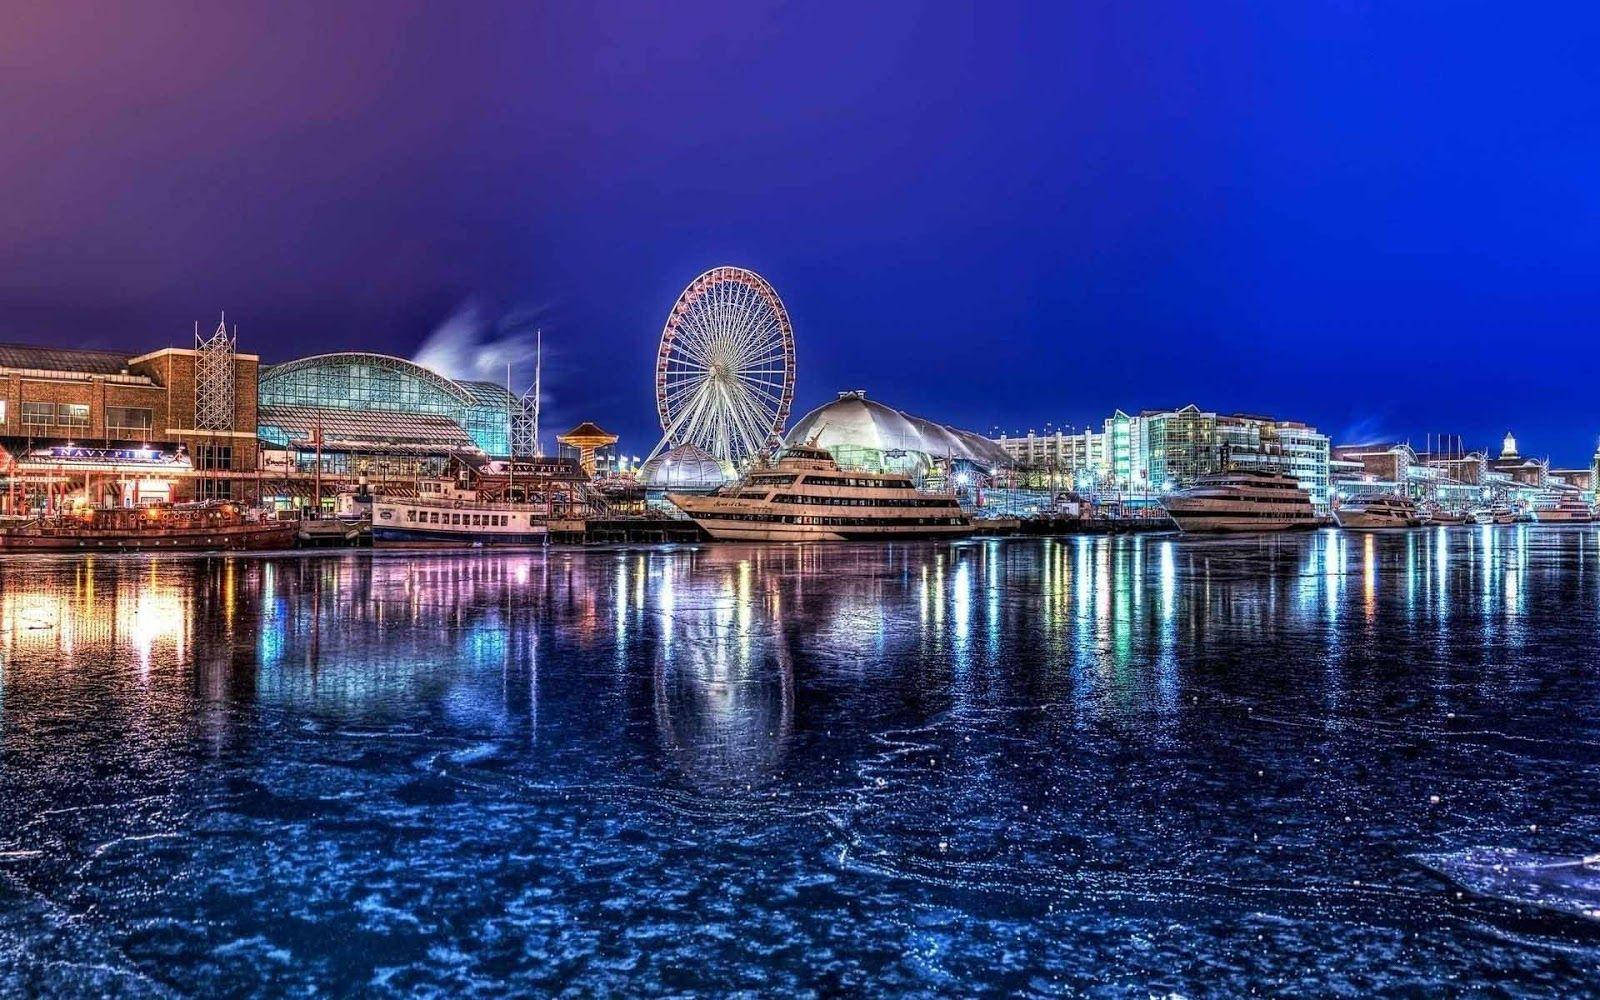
[534,328,542,458]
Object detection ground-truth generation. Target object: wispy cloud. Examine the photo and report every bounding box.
[412,298,550,388]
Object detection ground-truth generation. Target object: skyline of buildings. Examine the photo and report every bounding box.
[996,411,1600,514]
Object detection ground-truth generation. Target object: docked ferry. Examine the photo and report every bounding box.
[1160,469,1318,534]
[371,497,548,546]
[1334,494,1422,530]
[667,444,972,542]
[1532,497,1596,523]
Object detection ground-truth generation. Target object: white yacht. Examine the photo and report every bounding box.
[371,496,548,546]
[1160,468,1318,534]
[1335,494,1422,530]
[668,444,972,542]
[1532,497,1595,523]
[1471,504,1518,525]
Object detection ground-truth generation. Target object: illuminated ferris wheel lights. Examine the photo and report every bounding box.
[651,266,796,467]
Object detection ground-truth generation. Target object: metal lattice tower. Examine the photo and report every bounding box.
[194,315,237,430]
[509,330,542,457]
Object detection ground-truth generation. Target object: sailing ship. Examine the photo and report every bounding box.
[668,444,972,542]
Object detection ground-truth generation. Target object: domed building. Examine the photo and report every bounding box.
[782,391,1012,481]
[637,443,732,493]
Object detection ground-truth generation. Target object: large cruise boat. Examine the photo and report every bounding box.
[1160,468,1318,534]
[1532,497,1596,523]
[668,444,973,542]
[1334,494,1422,530]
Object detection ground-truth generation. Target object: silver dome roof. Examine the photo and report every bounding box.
[783,391,1011,470]
[638,443,732,490]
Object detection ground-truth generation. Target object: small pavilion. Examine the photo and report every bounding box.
[557,422,619,477]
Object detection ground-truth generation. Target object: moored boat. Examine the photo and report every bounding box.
[0,502,297,552]
[668,444,972,542]
[1335,494,1422,530]
[371,497,549,546]
[1160,468,1318,534]
[1532,498,1596,524]
[1471,505,1518,525]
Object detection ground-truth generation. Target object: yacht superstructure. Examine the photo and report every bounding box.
[1160,468,1318,533]
[668,445,972,542]
[1532,497,1595,523]
[1334,494,1422,530]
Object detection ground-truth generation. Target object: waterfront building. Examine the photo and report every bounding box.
[0,329,259,511]
[1332,442,1416,486]
[998,405,1331,509]
[1487,430,1548,487]
[1227,416,1331,511]
[1142,405,1220,490]
[257,352,515,482]
[1549,467,1593,491]
[1103,410,1137,486]
[784,391,1011,485]
[1096,405,1332,510]
[991,426,1105,488]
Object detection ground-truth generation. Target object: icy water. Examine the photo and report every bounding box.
[3,529,1600,997]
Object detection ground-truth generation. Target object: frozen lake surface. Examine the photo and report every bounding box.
[2,528,1600,995]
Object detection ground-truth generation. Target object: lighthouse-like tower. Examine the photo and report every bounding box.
[1500,430,1518,460]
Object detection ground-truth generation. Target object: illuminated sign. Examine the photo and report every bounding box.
[508,458,583,478]
[41,446,169,463]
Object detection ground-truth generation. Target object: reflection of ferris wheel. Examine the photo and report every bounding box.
[650,266,796,466]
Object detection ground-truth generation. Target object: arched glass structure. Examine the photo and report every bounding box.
[259,353,512,459]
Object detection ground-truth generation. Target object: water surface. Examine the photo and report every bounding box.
[2,528,1599,996]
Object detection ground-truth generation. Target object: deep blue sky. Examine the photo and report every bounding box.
[3,2,1597,463]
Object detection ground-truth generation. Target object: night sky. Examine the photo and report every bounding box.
[3,2,1597,463]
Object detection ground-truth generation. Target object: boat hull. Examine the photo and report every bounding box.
[0,522,299,552]
[1161,514,1318,534]
[690,520,974,543]
[669,496,973,543]
[1334,511,1422,530]
[372,527,548,547]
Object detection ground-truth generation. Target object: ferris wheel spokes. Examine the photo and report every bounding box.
[650,266,796,467]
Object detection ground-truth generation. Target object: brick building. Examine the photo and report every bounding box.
[0,327,259,512]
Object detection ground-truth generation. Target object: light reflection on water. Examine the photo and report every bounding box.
[0,527,1598,995]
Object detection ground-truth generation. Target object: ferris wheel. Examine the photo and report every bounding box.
[651,266,796,466]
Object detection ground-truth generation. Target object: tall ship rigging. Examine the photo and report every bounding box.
[668,443,972,542]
